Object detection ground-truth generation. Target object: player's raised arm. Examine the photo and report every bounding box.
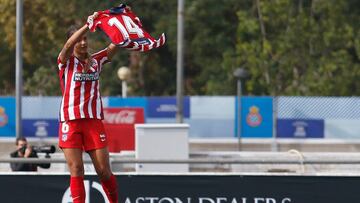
[106,43,119,61]
[58,12,98,63]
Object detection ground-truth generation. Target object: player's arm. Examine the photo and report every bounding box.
[106,43,119,61]
[59,12,98,63]
[58,25,88,63]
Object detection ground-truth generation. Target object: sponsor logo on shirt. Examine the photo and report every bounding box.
[74,72,99,82]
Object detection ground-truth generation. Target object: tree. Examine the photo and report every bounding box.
[0,0,77,95]
[185,0,249,95]
[225,0,360,96]
[24,66,60,96]
[1,0,359,96]
[0,0,117,96]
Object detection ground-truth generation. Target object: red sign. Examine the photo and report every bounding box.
[103,108,145,152]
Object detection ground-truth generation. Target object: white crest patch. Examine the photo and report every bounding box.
[100,134,106,142]
[62,134,68,142]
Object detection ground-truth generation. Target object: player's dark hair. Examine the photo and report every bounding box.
[67,25,78,39]
[15,137,27,145]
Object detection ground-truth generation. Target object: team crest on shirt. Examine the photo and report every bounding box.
[100,134,106,142]
[87,58,99,72]
[62,134,68,142]
[89,58,98,69]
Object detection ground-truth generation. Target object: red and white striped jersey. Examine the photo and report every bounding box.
[57,49,109,122]
[91,7,166,52]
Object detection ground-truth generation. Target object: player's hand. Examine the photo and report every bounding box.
[87,12,99,31]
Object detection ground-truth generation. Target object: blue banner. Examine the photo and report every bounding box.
[0,97,15,137]
[277,119,324,138]
[22,119,59,138]
[108,97,147,117]
[235,97,273,138]
[148,97,190,118]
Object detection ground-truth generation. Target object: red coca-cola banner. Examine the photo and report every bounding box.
[103,108,145,125]
[103,108,145,152]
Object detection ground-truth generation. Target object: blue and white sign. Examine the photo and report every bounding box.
[108,97,147,117]
[0,97,15,137]
[22,96,61,119]
[277,119,324,138]
[235,97,273,138]
[148,97,190,118]
[22,119,59,138]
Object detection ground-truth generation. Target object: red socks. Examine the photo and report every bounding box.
[70,175,118,203]
[70,176,85,203]
[101,174,119,203]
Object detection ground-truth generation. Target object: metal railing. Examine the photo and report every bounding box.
[3,151,360,174]
[2,154,360,165]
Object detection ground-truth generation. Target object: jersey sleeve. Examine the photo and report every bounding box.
[92,49,110,73]
[57,54,68,70]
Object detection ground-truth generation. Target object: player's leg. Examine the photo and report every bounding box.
[88,147,112,179]
[83,119,118,203]
[59,121,85,203]
[63,148,85,203]
[88,147,118,203]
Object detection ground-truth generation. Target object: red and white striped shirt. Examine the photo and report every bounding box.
[91,7,166,52]
[57,49,109,122]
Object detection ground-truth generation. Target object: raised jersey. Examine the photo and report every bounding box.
[57,49,109,122]
[91,6,166,52]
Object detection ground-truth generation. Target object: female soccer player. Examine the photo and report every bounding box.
[57,12,119,203]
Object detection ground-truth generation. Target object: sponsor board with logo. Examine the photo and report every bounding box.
[0,174,359,203]
[103,108,145,152]
[147,97,190,118]
[108,97,147,116]
[22,119,59,137]
[235,97,273,138]
[277,119,324,138]
[103,108,145,126]
[0,97,15,137]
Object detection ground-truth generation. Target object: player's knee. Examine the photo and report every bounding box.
[68,162,84,176]
[96,165,111,180]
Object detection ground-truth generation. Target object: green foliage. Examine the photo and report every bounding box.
[24,66,60,96]
[0,0,359,96]
[225,0,360,96]
[186,0,248,95]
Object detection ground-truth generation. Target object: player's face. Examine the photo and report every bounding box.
[74,35,88,55]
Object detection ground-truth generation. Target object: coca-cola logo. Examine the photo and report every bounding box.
[104,110,136,124]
